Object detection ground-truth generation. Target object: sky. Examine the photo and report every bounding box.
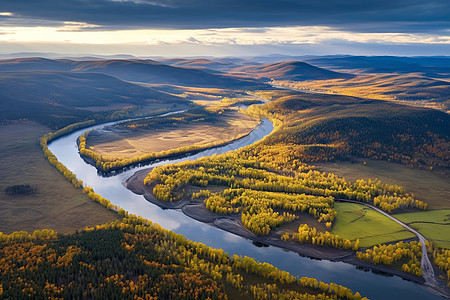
[0,0,449,57]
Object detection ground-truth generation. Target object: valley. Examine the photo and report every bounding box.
[1,55,449,299]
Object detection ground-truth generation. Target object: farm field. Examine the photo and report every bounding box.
[393,210,450,249]
[332,203,415,248]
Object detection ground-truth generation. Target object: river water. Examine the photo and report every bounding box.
[48,117,443,300]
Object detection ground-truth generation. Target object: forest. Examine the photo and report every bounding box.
[0,218,367,299]
[4,184,37,196]
[35,84,450,289]
[146,146,427,235]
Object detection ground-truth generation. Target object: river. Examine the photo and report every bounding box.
[48,115,444,300]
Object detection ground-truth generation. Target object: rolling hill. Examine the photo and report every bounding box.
[158,58,239,72]
[255,90,450,171]
[302,56,450,77]
[0,58,265,89]
[0,71,189,128]
[273,73,450,112]
[229,61,354,81]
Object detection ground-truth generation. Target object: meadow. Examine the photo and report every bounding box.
[85,108,260,160]
[313,159,450,209]
[0,122,120,234]
[332,203,415,248]
[393,210,450,249]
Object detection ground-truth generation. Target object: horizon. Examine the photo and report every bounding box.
[0,0,448,57]
[1,52,449,60]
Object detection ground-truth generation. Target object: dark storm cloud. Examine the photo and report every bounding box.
[1,0,449,33]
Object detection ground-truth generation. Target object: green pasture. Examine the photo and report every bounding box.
[332,202,415,248]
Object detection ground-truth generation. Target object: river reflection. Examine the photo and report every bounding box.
[48,117,443,300]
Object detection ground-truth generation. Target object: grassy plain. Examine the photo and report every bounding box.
[393,210,450,249]
[86,109,260,159]
[332,203,415,248]
[273,73,450,112]
[314,159,450,209]
[0,123,120,234]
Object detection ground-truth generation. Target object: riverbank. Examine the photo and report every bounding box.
[79,118,264,175]
[125,168,429,286]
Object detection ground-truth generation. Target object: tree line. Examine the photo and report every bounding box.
[430,243,450,287]
[356,241,423,276]
[282,224,358,250]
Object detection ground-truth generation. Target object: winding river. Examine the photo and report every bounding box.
[48,115,445,300]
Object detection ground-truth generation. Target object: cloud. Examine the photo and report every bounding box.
[0,0,448,34]
[1,35,449,58]
[1,25,447,47]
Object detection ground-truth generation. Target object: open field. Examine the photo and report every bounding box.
[314,159,450,209]
[0,122,120,234]
[332,203,415,248]
[393,210,450,249]
[86,109,260,159]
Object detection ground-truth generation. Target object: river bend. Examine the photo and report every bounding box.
[48,114,444,300]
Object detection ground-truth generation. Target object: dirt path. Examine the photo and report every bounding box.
[337,199,449,297]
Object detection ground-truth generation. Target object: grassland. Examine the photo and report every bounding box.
[332,203,415,248]
[393,210,450,249]
[85,108,260,160]
[273,73,450,112]
[0,122,120,234]
[314,159,450,209]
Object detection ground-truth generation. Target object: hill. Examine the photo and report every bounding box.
[302,56,450,77]
[273,73,450,112]
[230,61,353,81]
[0,58,265,89]
[0,57,73,71]
[0,71,189,128]
[158,58,239,72]
[253,90,450,172]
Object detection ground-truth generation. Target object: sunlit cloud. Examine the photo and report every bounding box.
[109,0,176,7]
[0,24,448,46]
[0,12,14,16]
